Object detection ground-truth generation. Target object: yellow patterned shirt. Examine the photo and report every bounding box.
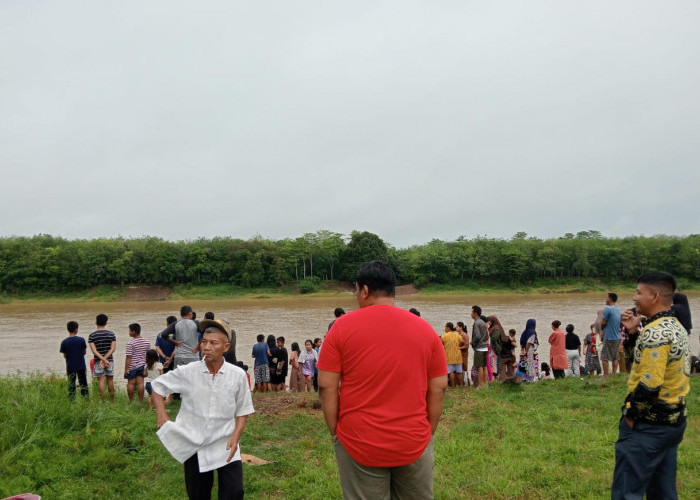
[623,311,690,425]
[441,331,464,365]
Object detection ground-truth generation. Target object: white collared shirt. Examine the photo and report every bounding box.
[152,359,254,472]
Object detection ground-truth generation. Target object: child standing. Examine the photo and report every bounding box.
[124,323,150,403]
[59,321,88,399]
[299,339,318,392]
[144,349,164,409]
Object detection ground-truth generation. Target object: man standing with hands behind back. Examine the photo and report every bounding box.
[318,260,447,499]
[612,272,690,500]
[152,318,254,500]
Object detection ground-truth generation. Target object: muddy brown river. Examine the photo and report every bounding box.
[1,292,698,385]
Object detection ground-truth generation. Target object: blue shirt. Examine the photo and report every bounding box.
[60,336,87,372]
[155,335,175,363]
[252,342,269,366]
[603,305,622,341]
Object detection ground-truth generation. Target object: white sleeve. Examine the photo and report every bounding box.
[235,374,255,417]
[151,366,185,397]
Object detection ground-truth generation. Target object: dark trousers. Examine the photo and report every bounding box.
[184,453,244,500]
[553,369,565,379]
[67,370,89,399]
[612,418,686,500]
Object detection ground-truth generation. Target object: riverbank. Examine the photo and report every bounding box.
[1,375,698,499]
[4,277,698,304]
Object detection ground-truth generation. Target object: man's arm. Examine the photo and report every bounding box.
[153,391,170,429]
[426,375,447,435]
[89,341,110,366]
[124,355,132,376]
[105,340,116,365]
[159,323,181,347]
[226,415,249,462]
[318,369,342,438]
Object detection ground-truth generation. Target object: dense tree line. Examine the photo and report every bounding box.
[0,230,698,293]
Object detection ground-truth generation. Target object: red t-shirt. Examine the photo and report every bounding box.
[317,304,447,467]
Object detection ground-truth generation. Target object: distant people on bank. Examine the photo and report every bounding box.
[160,305,200,370]
[583,324,602,376]
[251,334,271,393]
[328,307,346,331]
[60,320,88,399]
[519,319,540,382]
[155,315,177,375]
[88,313,117,401]
[288,342,303,392]
[442,322,464,388]
[601,293,622,377]
[456,321,470,385]
[124,323,150,403]
[318,260,447,499]
[144,349,164,409]
[471,306,489,388]
[564,324,582,377]
[539,362,554,380]
[612,272,690,499]
[152,318,254,500]
[672,292,693,337]
[299,340,318,392]
[548,320,567,379]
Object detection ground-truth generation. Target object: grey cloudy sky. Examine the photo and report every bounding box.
[2,1,699,248]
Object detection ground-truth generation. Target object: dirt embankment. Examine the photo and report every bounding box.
[123,286,172,301]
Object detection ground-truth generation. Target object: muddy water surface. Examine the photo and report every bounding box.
[1,292,699,385]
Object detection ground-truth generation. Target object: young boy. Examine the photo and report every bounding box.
[60,320,88,399]
[88,313,117,401]
[124,323,150,403]
[251,334,271,393]
[275,336,289,392]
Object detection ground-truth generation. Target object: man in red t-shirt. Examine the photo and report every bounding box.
[318,260,448,499]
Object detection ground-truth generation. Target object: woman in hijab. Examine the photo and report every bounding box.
[672,293,693,335]
[519,319,539,382]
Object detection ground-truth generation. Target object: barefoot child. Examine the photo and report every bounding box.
[144,349,164,409]
[124,323,150,403]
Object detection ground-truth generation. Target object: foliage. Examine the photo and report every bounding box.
[1,232,699,294]
[1,375,698,499]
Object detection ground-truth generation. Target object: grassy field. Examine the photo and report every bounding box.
[1,375,698,499]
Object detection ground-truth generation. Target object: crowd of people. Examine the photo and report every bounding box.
[57,264,698,500]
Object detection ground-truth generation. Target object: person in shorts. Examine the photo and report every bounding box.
[470,306,489,387]
[88,313,117,401]
[601,292,622,377]
[442,322,464,388]
[124,323,150,403]
[251,334,271,392]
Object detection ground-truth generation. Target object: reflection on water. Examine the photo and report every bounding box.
[1,292,698,384]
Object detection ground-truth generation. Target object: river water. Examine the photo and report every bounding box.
[1,292,698,383]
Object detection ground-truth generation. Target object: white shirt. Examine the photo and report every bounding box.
[152,359,254,472]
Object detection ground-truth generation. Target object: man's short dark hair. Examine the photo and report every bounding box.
[166,315,177,325]
[472,305,482,317]
[639,272,677,303]
[180,305,192,317]
[356,260,395,297]
[129,323,141,335]
[408,307,421,316]
[204,311,215,320]
[608,292,618,303]
[277,336,285,344]
[334,307,345,318]
[257,334,265,342]
[96,314,108,326]
[67,321,79,333]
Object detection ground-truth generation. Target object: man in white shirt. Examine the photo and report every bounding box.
[152,318,254,500]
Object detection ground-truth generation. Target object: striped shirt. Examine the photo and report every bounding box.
[126,336,151,370]
[88,330,116,362]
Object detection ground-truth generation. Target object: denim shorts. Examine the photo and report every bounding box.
[93,361,114,377]
[124,366,145,380]
[145,382,152,395]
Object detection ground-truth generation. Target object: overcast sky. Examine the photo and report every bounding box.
[2,1,699,248]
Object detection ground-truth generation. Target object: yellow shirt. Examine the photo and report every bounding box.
[442,331,463,365]
[624,313,690,425]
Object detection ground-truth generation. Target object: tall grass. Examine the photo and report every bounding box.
[1,375,698,499]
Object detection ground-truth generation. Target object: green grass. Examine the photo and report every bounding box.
[1,375,699,499]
